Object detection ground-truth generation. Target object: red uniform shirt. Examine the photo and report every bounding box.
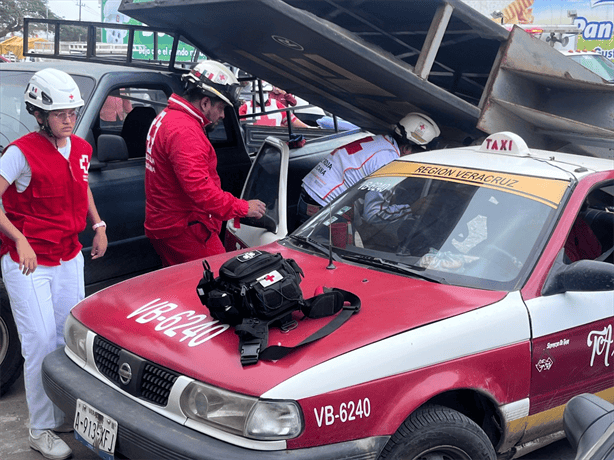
[0,133,91,266]
[239,98,300,126]
[144,94,249,240]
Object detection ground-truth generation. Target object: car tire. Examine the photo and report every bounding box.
[0,280,22,396]
[379,404,496,460]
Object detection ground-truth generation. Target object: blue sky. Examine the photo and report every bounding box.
[47,0,101,22]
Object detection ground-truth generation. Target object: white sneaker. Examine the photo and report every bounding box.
[29,429,72,460]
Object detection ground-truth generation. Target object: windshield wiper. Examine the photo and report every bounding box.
[340,254,444,284]
[288,235,342,262]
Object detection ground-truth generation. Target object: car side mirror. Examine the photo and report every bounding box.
[564,393,614,456]
[542,249,614,296]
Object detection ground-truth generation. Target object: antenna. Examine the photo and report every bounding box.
[327,205,336,270]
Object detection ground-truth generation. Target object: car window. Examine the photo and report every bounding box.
[565,181,614,264]
[207,116,229,143]
[0,70,94,149]
[293,161,569,291]
[569,54,614,82]
[239,143,281,228]
[98,87,168,158]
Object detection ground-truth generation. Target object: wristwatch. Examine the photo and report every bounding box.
[92,221,107,231]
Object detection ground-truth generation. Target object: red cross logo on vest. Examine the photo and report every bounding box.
[332,136,374,156]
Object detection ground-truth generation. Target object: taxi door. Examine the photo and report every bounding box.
[224,137,290,251]
[522,179,614,442]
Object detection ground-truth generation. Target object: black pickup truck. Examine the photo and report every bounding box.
[0,27,341,394]
[0,58,250,394]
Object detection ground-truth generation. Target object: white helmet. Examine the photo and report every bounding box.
[394,112,440,146]
[24,68,84,113]
[182,60,242,107]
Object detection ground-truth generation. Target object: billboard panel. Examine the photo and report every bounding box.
[101,0,198,61]
[463,0,614,59]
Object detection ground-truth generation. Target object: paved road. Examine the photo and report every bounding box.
[1,372,575,460]
[0,373,99,460]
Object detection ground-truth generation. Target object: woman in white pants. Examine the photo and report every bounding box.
[0,68,107,460]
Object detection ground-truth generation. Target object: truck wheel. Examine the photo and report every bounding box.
[0,280,23,396]
[379,405,496,460]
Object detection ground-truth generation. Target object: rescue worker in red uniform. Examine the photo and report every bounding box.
[145,61,266,266]
[239,82,310,128]
[0,68,107,460]
[269,86,298,107]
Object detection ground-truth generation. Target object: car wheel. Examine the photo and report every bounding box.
[0,280,22,396]
[379,405,496,460]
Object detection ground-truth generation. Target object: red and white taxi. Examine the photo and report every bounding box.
[43,132,614,460]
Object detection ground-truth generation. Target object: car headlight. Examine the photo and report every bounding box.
[245,400,302,440]
[64,314,88,364]
[180,381,302,440]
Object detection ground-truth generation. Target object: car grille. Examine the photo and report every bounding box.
[93,335,179,406]
[93,335,122,384]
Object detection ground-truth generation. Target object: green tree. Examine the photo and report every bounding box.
[0,0,58,39]
[0,0,101,43]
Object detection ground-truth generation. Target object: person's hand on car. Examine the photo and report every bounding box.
[247,200,266,219]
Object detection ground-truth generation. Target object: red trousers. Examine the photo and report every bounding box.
[150,222,226,266]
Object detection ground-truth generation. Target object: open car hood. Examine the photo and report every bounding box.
[121,0,614,157]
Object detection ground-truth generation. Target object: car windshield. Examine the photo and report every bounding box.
[291,161,569,291]
[569,54,614,83]
[0,70,95,149]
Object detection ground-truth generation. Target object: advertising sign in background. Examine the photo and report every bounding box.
[463,0,614,59]
[101,0,198,62]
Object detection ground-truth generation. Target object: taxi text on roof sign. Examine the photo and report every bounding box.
[479,132,531,156]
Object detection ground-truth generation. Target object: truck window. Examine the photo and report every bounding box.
[0,71,94,150]
[98,87,168,159]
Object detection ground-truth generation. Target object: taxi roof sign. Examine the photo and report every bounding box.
[479,132,531,156]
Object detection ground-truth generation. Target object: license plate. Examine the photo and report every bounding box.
[74,399,118,460]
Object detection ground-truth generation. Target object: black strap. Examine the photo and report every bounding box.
[258,288,360,362]
[236,288,360,366]
[236,318,269,366]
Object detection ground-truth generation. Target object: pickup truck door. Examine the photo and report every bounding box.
[80,84,173,293]
[225,137,289,251]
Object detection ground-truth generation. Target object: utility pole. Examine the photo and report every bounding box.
[76,0,83,21]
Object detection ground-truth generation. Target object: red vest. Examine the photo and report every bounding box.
[0,133,91,266]
[238,99,296,126]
